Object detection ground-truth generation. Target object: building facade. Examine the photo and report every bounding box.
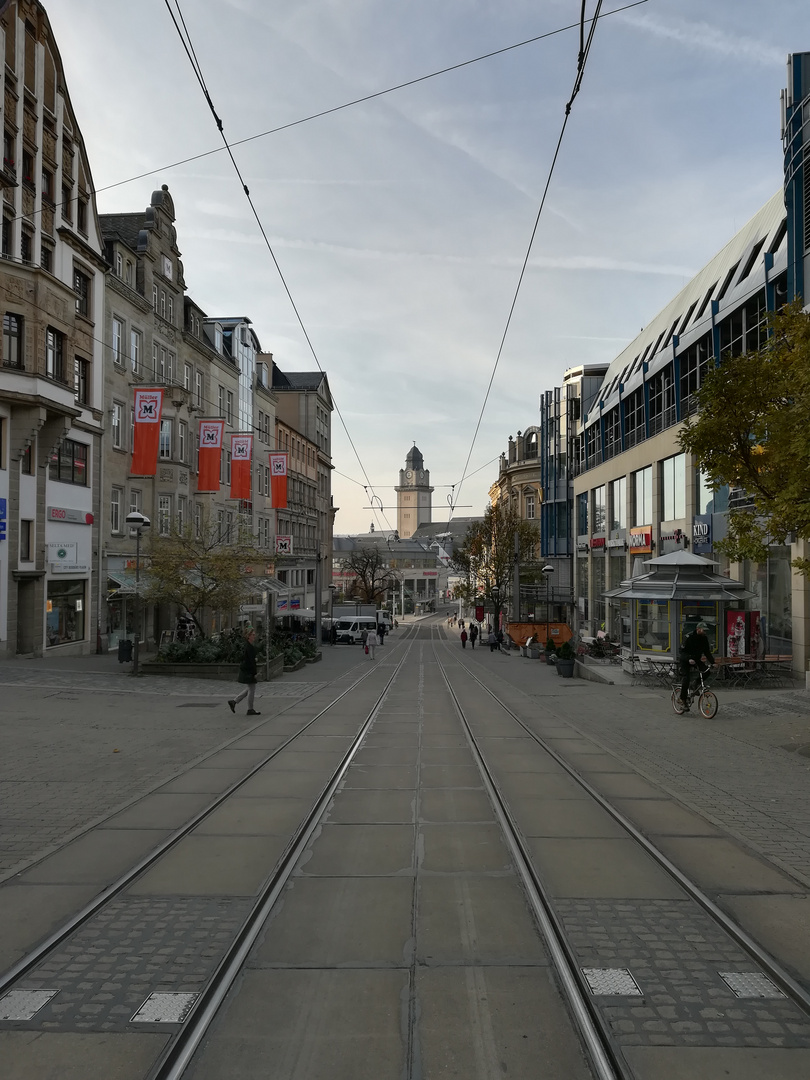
[0,1,106,657]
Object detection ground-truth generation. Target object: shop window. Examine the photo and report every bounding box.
[680,601,718,654]
[46,580,86,647]
[637,600,670,652]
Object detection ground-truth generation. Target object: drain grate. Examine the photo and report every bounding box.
[582,968,643,996]
[0,989,59,1021]
[718,972,786,999]
[131,991,199,1023]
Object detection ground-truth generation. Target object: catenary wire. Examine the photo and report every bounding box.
[162,0,394,536]
[447,0,605,527]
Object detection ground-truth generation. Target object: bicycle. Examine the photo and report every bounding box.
[671,663,718,718]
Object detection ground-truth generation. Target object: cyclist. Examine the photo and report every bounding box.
[678,621,715,710]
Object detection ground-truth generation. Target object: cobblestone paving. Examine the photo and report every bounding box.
[557,899,810,1048]
[1,896,252,1032]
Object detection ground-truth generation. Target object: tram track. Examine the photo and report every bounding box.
[431,625,810,1078]
[0,626,419,1006]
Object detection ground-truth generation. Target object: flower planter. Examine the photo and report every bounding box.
[555,658,576,678]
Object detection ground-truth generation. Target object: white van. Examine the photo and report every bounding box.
[334,616,379,644]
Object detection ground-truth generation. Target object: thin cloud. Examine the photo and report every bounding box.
[619,12,785,67]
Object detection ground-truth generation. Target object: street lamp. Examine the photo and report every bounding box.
[126,511,150,676]
[542,564,555,649]
[328,584,336,645]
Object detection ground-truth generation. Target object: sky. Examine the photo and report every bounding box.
[45,0,806,533]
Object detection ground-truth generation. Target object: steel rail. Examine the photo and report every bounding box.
[431,635,627,1080]
[0,624,419,996]
[441,634,810,1015]
[147,641,413,1079]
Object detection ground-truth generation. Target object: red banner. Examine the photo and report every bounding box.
[197,420,225,493]
[131,389,164,476]
[229,434,253,500]
[269,452,288,508]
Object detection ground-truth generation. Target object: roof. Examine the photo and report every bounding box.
[272,369,326,391]
[586,190,787,425]
[98,212,144,250]
[604,550,755,602]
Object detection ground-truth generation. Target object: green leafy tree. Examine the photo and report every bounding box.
[451,503,540,606]
[678,301,810,574]
[144,512,262,637]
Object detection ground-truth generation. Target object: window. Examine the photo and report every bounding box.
[576,492,589,536]
[46,580,86,647]
[40,244,52,272]
[592,485,606,533]
[129,488,142,517]
[624,387,645,448]
[61,185,72,223]
[2,214,11,257]
[74,358,89,405]
[178,421,187,463]
[125,260,133,286]
[130,329,141,374]
[525,494,535,520]
[160,290,166,319]
[152,342,158,379]
[111,402,123,449]
[696,469,729,516]
[679,334,712,418]
[49,438,88,485]
[218,386,225,416]
[637,600,670,653]
[152,283,158,310]
[3,130,14,172]
[22,148,34,186]
[168,296,173,323]
[20,519,32,561]
[610,476,626,531]
[194,502,202,538]
[225,450,231,486]
[661,453,686,520]
[648,363,675,435]
[21,443,33,475]
[111,487,123,534]
[77,198,87,235]
[158,346,167,382]
[633,466,652,526]
[603,406,621,460]
[183,362,192,392]
[586,424,601,467]
[167,351,175,384]
[3,313,23,368]
[115,252,123,278]
[226,390,234,426]
[195,370,203,408]
[112,317,124,364]
[159,419,172,460]
[74,269,90,317]
[178,496,186,534]
[20,228,32,264]
[158,495,172,535]
[45,327,64,381]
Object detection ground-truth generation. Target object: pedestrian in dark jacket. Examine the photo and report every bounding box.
[469,624,478,648]
[488,630,497,652]
[678,622,714,709]
[228,628,260,715]
[460,629,468,648]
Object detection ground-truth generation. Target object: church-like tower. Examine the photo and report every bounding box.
[395,446,433,538]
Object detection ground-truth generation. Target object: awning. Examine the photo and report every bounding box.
[107,571,139,597]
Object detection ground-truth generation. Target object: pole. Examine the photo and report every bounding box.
[513,531,520,624]
[265,589,271,678]
[133,528,140,677]
[314,547,322,651]
[546,578,550,649]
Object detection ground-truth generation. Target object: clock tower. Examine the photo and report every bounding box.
[395,445,433,539]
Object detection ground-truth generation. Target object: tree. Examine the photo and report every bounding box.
[144,513,263,637]
[678,301,810,574]
[345,542,398,604]
[451,503,540,605]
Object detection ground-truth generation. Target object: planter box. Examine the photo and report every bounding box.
[283,657,308,673]
[140,655,285,681]
[555,658,576,678]
[306,651,323,664]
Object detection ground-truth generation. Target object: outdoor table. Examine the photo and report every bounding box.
[634,656,676,683]
[715,655,792,688]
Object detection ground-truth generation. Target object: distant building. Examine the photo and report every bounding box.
[395,445,433,538]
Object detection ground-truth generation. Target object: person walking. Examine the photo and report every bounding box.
[228,627,260,715]
[460,629,468,649]
[487,629,497,652]
[362,627,376,660]
[678,621,715,710]
[377,622,386,646]
[469,624,478,649]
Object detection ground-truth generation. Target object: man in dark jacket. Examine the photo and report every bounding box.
[228,628,260,715]
[679,622,714,709]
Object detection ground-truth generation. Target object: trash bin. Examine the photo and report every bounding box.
[118,639,133,663]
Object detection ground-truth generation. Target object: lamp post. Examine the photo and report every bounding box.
[125,511,150,677]
[328,584,336,645]
[542,564,554,648]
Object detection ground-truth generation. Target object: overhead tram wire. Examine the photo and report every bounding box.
[71,1,652,207]
[162,0,394,536]
[447,0,606,528]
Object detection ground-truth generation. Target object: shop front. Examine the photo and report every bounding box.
[46,578,87,648]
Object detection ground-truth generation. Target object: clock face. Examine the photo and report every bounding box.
[406,470,413,479]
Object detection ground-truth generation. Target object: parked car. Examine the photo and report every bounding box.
[334,616,379,644]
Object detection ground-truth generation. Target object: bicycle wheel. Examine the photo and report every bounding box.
[671,689,685,715]
[699,690,718,718]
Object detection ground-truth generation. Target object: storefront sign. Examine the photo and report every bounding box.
[47,506,94,525]
[0,497,6,541]
[51,563,90,573]
[275,535,293,555]
[629,527,653,554]
[606,538,626,549]
[576,541,589,552]
[590,536,606,549]
[47,542,78,564]
[692,514,712,554]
